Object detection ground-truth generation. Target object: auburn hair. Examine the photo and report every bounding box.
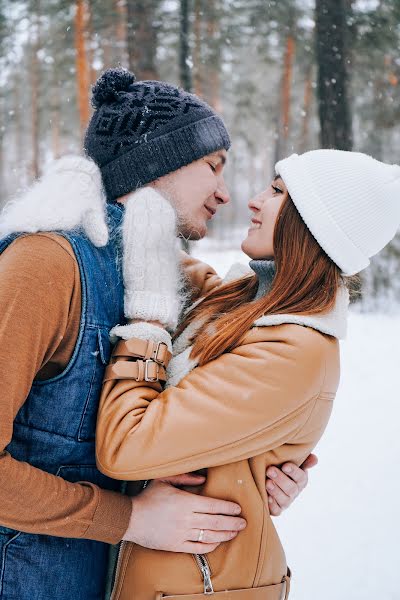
[174,194,354,365]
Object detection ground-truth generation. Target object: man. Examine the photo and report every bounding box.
[0,68,315,600]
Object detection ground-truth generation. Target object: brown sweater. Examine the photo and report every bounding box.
[0,233,131,544]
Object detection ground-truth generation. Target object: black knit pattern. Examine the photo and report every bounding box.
[84,70,231,201]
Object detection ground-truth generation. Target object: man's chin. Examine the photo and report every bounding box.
[178,223,207,241]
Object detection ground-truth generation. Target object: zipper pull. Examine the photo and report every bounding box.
[200,560,214,594]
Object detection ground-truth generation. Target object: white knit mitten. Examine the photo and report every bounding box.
[0,155,109,247]
[121,187,183,331]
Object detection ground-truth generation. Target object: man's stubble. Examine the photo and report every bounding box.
[154,181,206,242]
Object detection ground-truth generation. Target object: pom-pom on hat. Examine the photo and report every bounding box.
[91,68,136,108]
[84,67,231,202]
[276,149,400,276]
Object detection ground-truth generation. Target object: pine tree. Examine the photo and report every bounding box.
[179,0,192,92]
[315,0,353,150]
[75,0,91,139]
[126,0,159,79]
[30,0,42,179]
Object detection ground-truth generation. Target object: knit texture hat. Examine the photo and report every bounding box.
[276,149,400,276]
[84,68,231,202]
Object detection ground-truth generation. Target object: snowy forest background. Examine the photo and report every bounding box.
[0,0,399,306]
[0,3,400,600]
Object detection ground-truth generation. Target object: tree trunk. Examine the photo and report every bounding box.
[114,0,128,65]
[30,2,41,181]
[274,33,295,162]
[315,0,353,150]
[86,0,98,84]
[75,0,90,139]
[203,0,221,111]
[299,63,313,152]
[180,0,193,92]
[281,35,295,144]
[52,83,61,159]
[193,0,203,96]
[126,0,159,80]
[14,76,25,179]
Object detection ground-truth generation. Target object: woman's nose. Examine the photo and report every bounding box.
[248,195,263,211]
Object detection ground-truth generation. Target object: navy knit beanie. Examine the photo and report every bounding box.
[84,68,231,202]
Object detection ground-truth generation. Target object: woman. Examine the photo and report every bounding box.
[96,149,400,600]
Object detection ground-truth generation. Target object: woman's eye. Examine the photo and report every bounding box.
[209,163,217,173]
[272,185,283,194]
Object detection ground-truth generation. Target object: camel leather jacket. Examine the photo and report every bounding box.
[96,255,344,600]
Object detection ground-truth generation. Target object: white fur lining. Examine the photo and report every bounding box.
[222,261,252,282]
[166,346,197,387]
[110,322,172,352]
[253,284,349,339]
[0,155,109,247]
[166,284,349,387]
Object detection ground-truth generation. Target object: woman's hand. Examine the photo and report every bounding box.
[265,454,318,516]
[122,187,182,331]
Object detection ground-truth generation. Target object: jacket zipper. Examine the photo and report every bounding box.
[110,540,127,600]
[193,553,214,594]
[112,547,213,597]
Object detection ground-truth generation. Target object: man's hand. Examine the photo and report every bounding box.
[123,479,247,554]
[265,454,318,516]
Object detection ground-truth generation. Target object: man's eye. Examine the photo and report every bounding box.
[272,185,283,194]
[209,163,217,173]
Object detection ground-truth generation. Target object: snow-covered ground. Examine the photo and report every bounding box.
[191,242,400,600]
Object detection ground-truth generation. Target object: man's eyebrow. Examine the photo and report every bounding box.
[211,152,226,166]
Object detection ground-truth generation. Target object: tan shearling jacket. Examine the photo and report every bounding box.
[96,256,347,600]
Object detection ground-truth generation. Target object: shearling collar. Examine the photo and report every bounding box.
[253,284,349,340]
[0,155,109,247]
[221,261,349,339]
[167,262,349,387]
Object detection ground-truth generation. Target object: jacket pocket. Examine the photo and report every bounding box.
[156,574,290,600]
[0,527,23,596]
[111,544,213,600]
[77,327,112,441]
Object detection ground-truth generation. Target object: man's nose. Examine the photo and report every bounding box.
[215,175,230,205]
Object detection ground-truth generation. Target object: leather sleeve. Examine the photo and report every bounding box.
[96,327,331,480]
[180,251,223,301]
[0,234,131,543]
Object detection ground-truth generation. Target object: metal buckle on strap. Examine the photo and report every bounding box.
[152,341,168,365]
[280,570,291,600]
[145,359,160,382]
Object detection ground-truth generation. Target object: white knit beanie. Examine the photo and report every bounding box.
[275,150,400,276]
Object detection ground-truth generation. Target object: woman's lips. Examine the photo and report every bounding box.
[249,219,262,230]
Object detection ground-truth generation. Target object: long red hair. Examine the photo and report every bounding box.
[175,195,353,365]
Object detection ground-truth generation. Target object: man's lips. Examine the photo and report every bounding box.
[204,205,216,217]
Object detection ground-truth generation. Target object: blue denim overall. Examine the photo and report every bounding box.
[0,204,125,600]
